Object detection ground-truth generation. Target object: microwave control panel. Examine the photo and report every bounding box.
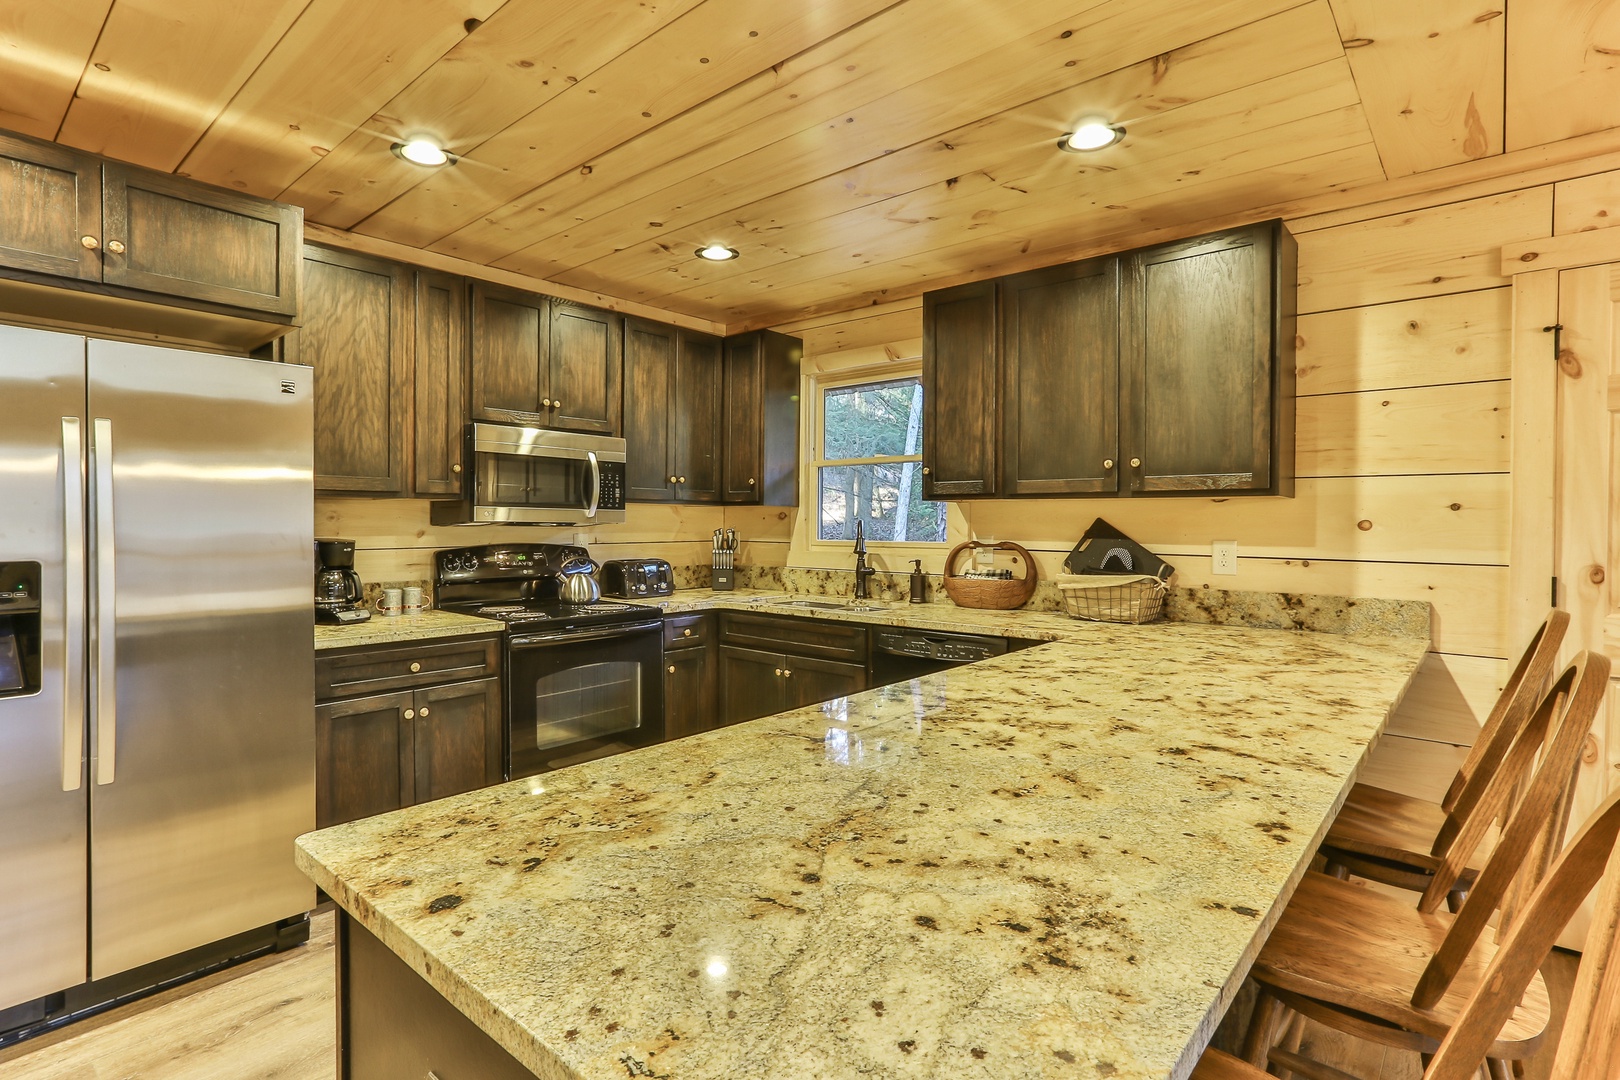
[598,461,626,510]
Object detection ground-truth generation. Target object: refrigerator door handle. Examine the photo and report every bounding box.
[61,417,85,792]
[91,416,116,786]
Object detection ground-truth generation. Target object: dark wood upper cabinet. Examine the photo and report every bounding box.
[0,129,299,347]
[722,329,801,505]
[294,245,411,494]
[469,282,547,424]
[412,271,467,497]
[1122,221,1295,496]
[468,283,622,435]
[922,279,998,498]
[623,317,678,501]
[548,301,622,435]
[1000,257,1120,495]
[0,133,101,281]
[100,164,300,316]
[674,329,723,502]
[922,220,1295,501]
[623,317,723,503]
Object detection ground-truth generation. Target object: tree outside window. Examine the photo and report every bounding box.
[815,373,946,543]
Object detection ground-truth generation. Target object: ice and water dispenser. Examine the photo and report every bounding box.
[0,563,40,695]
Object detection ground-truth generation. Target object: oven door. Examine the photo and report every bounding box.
[505,619,665,778]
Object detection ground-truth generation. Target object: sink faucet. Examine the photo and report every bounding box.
[852,520,878,600]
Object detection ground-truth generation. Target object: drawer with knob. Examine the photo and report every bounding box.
[316,636,499,701]
[663,612,713,650]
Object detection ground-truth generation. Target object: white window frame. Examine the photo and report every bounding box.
[804,360,947,551]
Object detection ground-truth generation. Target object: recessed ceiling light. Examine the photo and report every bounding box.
[1058,119,1125,153]
[391,137,454,167]
[695,244,740,262]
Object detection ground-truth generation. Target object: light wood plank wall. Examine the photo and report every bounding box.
[769,178,1587,798]
[316,498,792,594]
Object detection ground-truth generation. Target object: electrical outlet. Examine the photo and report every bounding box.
[1212,540,1238,576]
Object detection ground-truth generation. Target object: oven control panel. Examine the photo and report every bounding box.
[435,544,590,585]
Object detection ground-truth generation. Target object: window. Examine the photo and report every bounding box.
[812,370,947,544]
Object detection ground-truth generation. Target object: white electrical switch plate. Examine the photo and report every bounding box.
[1212,540,1238,576]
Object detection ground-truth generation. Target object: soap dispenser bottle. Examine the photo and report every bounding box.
[909,559,927,604]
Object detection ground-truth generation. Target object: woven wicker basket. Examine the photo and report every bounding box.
[942,541,1038,609]
[1057,573,1167,624]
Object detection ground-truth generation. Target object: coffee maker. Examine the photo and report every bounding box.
[315,538,369,624]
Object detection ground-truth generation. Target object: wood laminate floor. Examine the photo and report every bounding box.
[0,906,1578,1080]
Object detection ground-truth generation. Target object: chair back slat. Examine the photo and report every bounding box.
[1413,651,1610,1009]
[1424,786,1620,1080]
[1435,610,1569,850]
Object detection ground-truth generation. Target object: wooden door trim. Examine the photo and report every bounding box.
[1503,229,1620,276]
[1509,269,1559,649]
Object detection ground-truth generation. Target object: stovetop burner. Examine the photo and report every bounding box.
[453,598,653,629]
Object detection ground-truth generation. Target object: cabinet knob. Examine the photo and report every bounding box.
[80,235,100,250]
[106,239,126,255]
[551,399,561,410]
[921,466,931,475]
[451,463,462,473]
[541,398,552,408]
[774,668,782,677]
[677,475,686,484]
[1103,458,1114,470]
[419,706,430,717]
[404,709,415,720]
[682,628,692,637]
[749,477,756,486]
[409,661,421,673]
[783,669,792,678]
[668,475,678,484]
[668,664,676,674]
[1130,457,1141,468]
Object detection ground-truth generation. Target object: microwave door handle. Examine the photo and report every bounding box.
[60,418,85,791]
[585,451,600,519]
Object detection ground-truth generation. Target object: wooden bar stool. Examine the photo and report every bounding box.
[1194,780,1620,1080]
[1320,610,1569,904]
[1238,652,1608,1075]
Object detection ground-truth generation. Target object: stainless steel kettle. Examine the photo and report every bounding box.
[559,556,601,603]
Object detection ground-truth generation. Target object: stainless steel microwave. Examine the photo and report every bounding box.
[430,423,627,526]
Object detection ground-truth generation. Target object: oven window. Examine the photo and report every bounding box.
[532,660,643,750]
[477,454,586,510]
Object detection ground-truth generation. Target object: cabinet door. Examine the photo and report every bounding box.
[101,163,299,315]
[315,691,415,829]
[548,302,622,435]
[412,677,503,805]
[922,279,998,497]
[721,333,763,503]
[1122,222,1284,494]
[718,645,786,726]
[1001,258,1121,495]
[664,645,716,741]
[470,282,548,424]
[623,317,677,501]
[0,133,101,281]
[674,329,724,502]
[785,654,867,711]
[413,271,467,496]
[296,246,411,493]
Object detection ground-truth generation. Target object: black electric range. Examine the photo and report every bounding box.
[434,544,665,778]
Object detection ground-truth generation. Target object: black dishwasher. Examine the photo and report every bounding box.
[869,626,1015,684]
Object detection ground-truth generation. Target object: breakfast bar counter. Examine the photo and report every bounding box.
[296,618,1427,1080]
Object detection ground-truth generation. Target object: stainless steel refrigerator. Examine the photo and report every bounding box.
[0,325,315,1022]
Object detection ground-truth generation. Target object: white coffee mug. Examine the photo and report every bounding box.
[403,586,425,614]
[374,587,403,616]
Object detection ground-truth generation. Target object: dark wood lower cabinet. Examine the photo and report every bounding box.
[342,913,534,1080]
[413,677,502,805]
[315,691,414,829]
[664,644,716,741]
[717,643,867,727]
[315,637,503,829]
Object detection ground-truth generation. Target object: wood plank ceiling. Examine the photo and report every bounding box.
[2,0,1616,330]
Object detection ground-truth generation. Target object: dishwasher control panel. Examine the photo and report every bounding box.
[872,627,1009,664]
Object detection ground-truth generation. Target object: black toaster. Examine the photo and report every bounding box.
[599,558,674,598]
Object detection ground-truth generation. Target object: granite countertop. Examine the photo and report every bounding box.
[297,614,1428,1080]
[313,609,502,651]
